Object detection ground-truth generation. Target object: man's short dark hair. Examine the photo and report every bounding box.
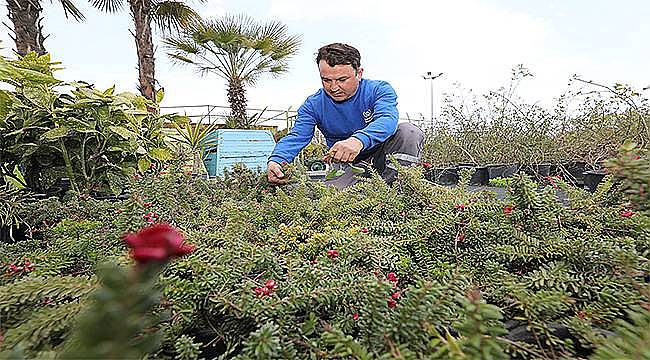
[316,43,361,70]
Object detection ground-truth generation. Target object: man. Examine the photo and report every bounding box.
[267,43,424,189]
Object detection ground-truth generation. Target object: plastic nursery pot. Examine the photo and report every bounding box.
[0,224,26,244]
[487,164,520,179]
[583,169,607,192]
[521,164,552,180]
[434,167,459,186]
[559,161,587,186]
[457,164,489,186]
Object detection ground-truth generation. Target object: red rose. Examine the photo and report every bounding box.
[261,189,269,194]
[456,232,466,242]
[577,311,586,320]
[421,162,432,169]
[327,249,339,259]
[454,204,466,211]
[352,313,360,320]
[391,292,401,300]
[387,299,397,308]
[360,228,369,234]
[621,210,635,218]
[143,202,153,207]
[503,205,514,216]
[123,223,195,264]
[387,272,398,283]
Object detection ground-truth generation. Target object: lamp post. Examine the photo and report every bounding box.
[422,71,444,128]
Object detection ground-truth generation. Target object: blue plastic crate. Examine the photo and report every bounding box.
[202,129,276,177]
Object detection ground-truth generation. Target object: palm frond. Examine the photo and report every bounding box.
[57,0,86,21]
[152,1,201,34]
[164,13,301,86]
[88,0,124,13]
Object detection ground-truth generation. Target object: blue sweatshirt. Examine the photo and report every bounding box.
[268,79,399,164]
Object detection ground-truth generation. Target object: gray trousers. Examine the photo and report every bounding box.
[324,122,425,190]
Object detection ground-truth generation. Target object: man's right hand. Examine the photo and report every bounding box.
[267,161,289,185]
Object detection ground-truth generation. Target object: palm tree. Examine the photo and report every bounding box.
[89,0,204,100]
[6,0,84,56]
[164,14,301,128]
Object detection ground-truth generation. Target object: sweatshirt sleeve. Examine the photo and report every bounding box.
[351,81,398,150]
[268,100,317,164]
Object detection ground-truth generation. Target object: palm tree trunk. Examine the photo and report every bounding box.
[128,0,156,102]
[6,0,47,56]
[227,78,247,128]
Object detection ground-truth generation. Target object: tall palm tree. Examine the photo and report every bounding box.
[164,14,301,128]
[89,0,204,100]
[6,0,84,56]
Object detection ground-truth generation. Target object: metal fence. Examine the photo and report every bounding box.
[160,104,432,131]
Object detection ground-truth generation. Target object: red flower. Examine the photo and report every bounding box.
[24,261,34,272]
[310,259,318,265]
[421,162,432,169]
[577,311,586,320]
[7,263,20,275]
[352,313,360,320]
[253,287,264,296]
[327,249,339,259]
[360,227,369,234]
[143,202,153,207]
[265,279,277,290]
[123,223,195,264]
[387,272,398,283]
[387,299,397,308]
[621,210,635,218]
[143,212,159,224]
[503,205,514,216]
[456,232,466,242]
[454,204,466,211]
[544,176,559,190]
[261,189,269,194]
[391,291,401,300]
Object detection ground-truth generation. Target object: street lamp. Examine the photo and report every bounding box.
[422,71,444,128]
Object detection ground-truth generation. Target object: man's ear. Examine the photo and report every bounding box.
[357,68,364,80]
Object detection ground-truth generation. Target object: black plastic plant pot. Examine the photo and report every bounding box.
[583,170,607,192]
[434,167,459,185]
[487,164,520,179]
[521,164,552,179]
[457,165,488,185]
[423,167,436,182]
[0,224,26,244]
[561,161,587,185]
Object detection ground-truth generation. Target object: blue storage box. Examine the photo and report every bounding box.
[202,129,276,177]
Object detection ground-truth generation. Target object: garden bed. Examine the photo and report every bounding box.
[1,151,648,359]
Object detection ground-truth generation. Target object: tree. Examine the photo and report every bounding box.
[5,0,84,56]
[164,14,301,128]
[89,0,205,101]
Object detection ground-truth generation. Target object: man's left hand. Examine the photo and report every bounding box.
[323,137,364,163]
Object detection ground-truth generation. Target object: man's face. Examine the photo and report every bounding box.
[318,60,363,102]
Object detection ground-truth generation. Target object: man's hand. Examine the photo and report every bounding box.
[267,161,289,185]
[323,137,364,163]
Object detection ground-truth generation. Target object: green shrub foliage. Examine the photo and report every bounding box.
[0,152,648,359]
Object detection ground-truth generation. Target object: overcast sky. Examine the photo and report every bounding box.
[1,0,648,122]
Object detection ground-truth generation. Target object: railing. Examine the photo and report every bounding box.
[160,105,432,130]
